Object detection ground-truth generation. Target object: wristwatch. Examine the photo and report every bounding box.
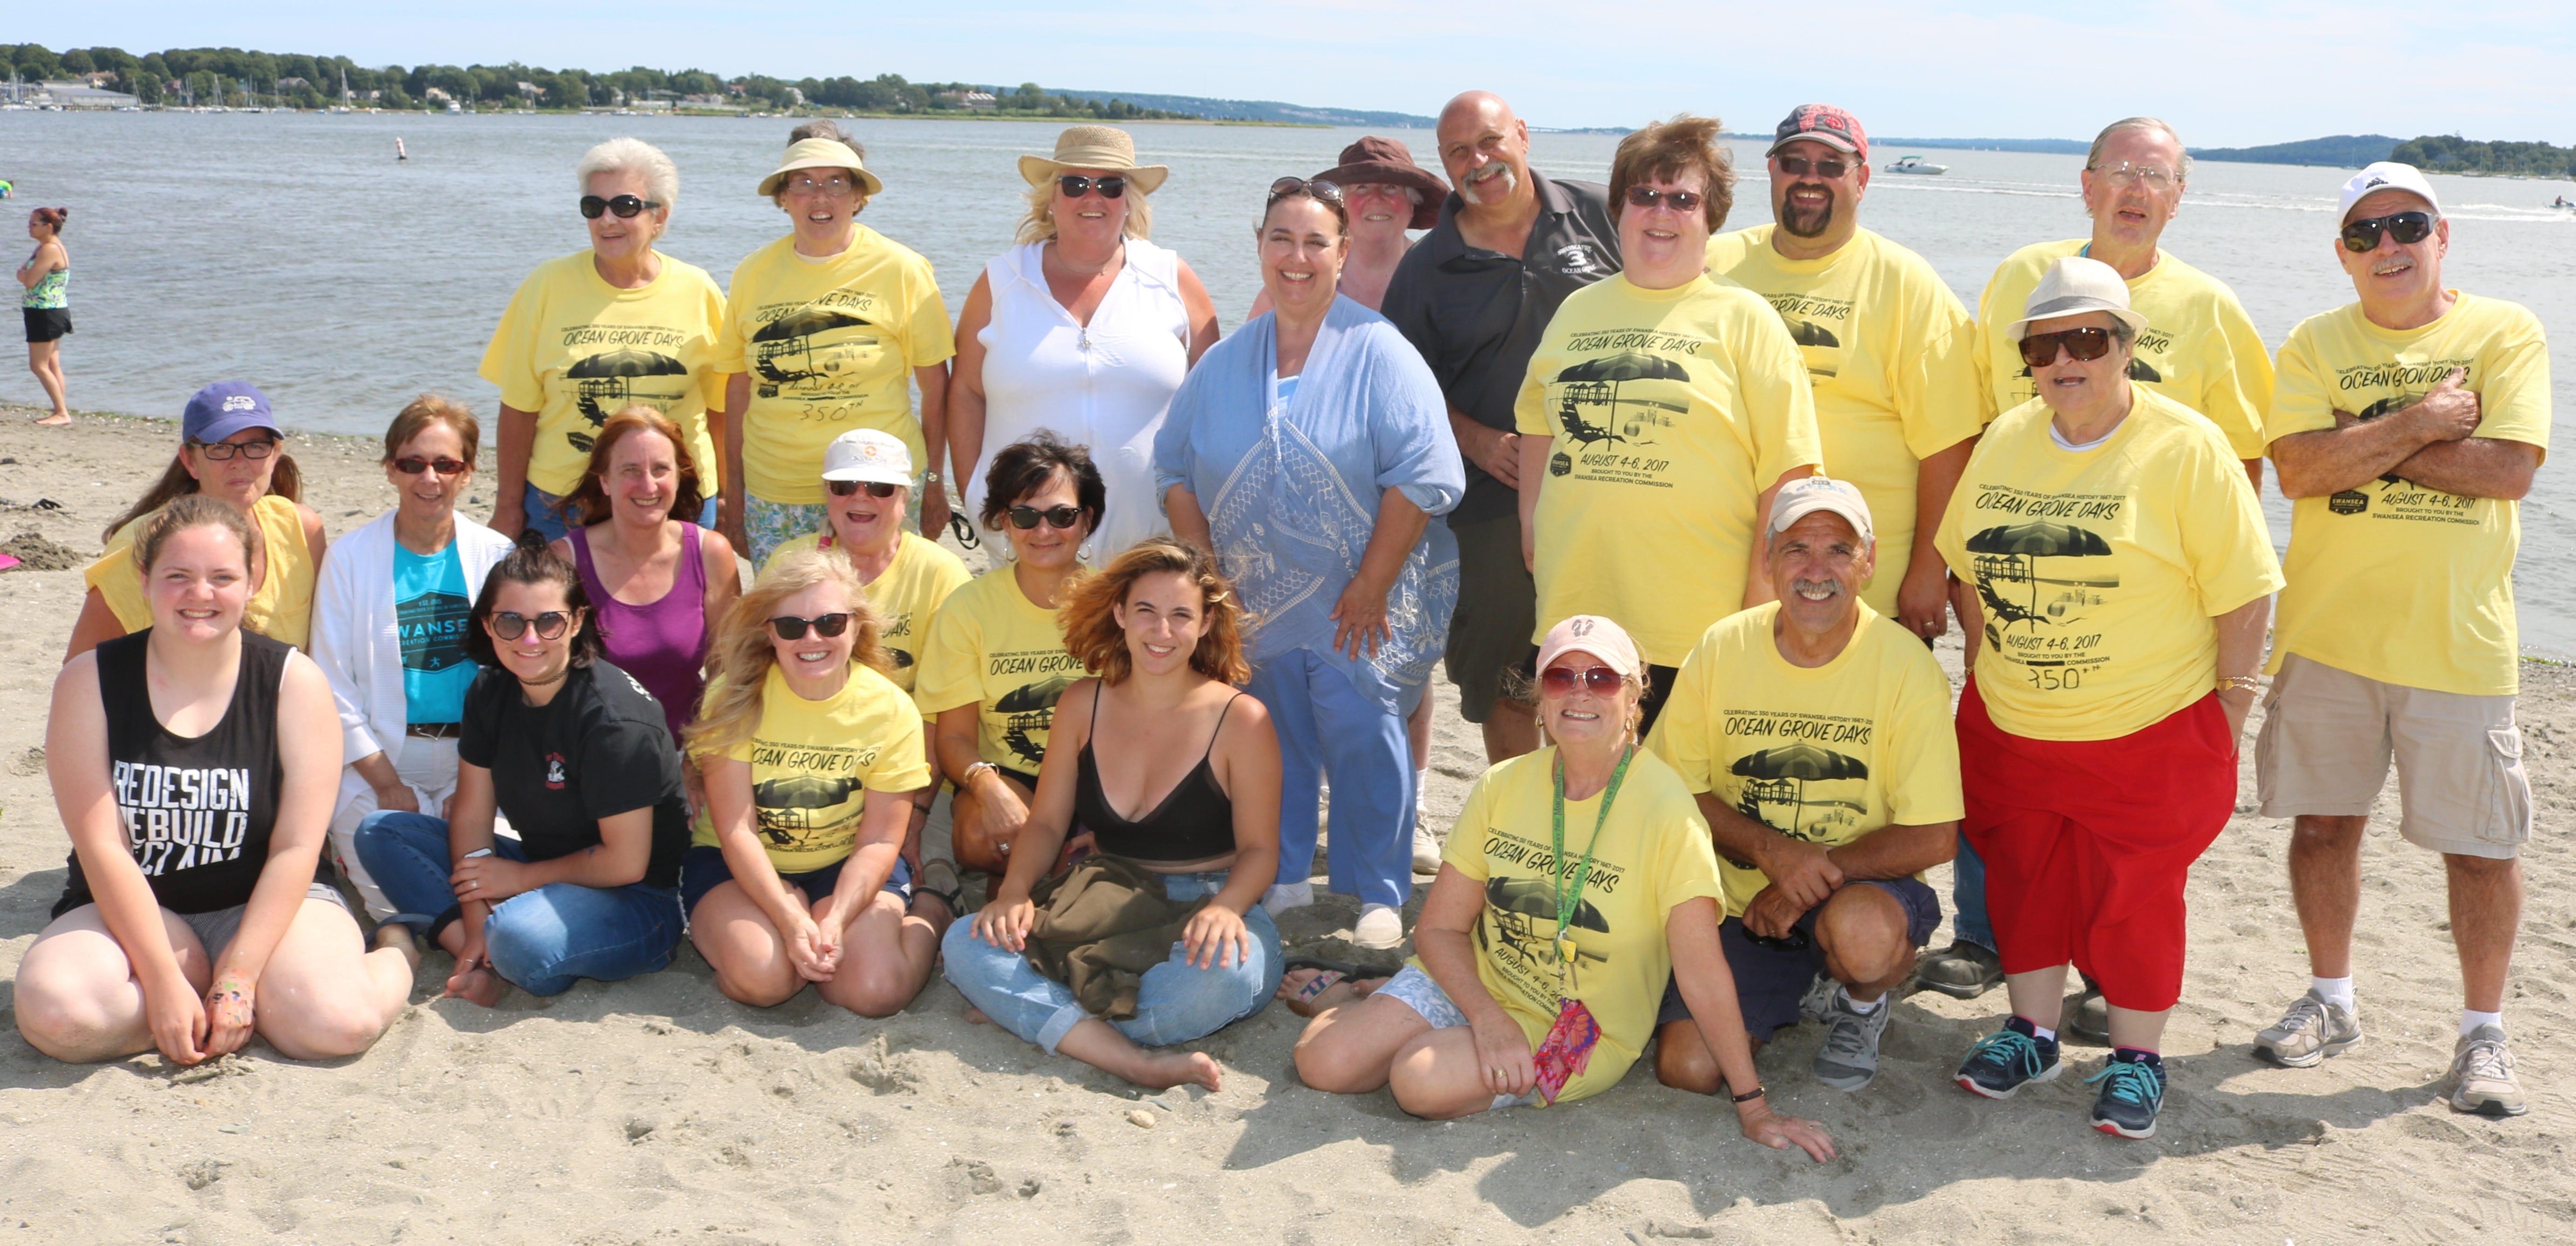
[922,470,944,485]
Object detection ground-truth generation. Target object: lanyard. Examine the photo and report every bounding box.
[1550,744,1632,992]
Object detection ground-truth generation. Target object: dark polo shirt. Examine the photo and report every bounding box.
[1382,169,1622,526]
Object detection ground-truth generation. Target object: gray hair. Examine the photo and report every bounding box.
[2086,117,2190,181]
[575,137,679,208]
[788,119,865,161]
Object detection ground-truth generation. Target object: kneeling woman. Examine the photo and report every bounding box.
[18,497,412,1064]
[354,532,692,1005]
[1287,615,1833,1157]
[682,551,944,1015]
[944,539,1284,1090]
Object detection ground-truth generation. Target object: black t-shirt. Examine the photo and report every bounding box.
[459,660,688,889]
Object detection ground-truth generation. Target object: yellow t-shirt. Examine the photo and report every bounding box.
[694,664,932,874]
[1646,602,1964,917]
[911,569,1083,775]
[761,530,973,695]
[1416,746,1725,1107]
[1972,240,2274,459]
[476,250,728,497]
[86,494,317,651]
[1704,227,1986,615]
[2265,294,2552,696]
[1935,384,2284,741]
[1514,273,1824,665]
[713,229,956,506]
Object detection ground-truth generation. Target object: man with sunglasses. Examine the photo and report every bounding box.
[1706,105,1984,645]
[1645,478,1961,1095]
[2255,162,2549,1118]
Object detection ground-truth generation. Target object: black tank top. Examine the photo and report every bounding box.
[55,630,290,917]
[1073,690,1239,865]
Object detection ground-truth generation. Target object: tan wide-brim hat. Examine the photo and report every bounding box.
[1017,125,1169,195]
[2006,255,2150,341]
[759,138,882,198]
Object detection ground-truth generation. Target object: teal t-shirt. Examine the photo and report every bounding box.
[394,542,477,725]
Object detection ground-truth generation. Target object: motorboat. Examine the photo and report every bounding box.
[1885,155,1948,174]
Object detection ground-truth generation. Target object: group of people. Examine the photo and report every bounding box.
[11,94,2547,1155]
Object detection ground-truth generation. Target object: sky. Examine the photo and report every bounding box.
[18,1,2576,147]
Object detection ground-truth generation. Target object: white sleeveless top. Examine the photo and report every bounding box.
[973,238,1191,562]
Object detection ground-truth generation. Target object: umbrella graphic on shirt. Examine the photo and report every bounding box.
[2357,393,2425,484]
[1482,875,1610,983]
[751,307,879,396]
[1554,351,1688,446]
[753,774,863,844]
[1730,742,1870,840]
[1786,318,1840,349]
[567,347,689,432]
[1964,521,2119,636]
[996,672,1080,766]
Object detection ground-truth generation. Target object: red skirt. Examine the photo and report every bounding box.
[1956,680,2236,1012]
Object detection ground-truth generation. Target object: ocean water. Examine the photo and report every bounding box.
[3,111,2569,655]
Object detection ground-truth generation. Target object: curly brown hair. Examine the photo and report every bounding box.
[1609,114,1734,233]
[1060,538,1249,687]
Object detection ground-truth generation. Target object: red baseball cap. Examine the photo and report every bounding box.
[1769,104,1869,162]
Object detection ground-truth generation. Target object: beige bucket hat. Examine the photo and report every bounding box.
[759,138,881,198]
[1017,125,1170,194]
[2007,255,2149,341]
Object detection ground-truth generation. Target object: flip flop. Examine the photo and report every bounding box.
[1280,957,1392,1017]
[913,858,965,920]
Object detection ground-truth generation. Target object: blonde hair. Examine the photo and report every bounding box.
[685,551,889,761]
[1014,177,1153,245]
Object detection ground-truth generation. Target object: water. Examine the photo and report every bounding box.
[5,111,2572,655]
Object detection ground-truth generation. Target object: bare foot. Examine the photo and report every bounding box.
[444,964,504,1007]
[34,412,70,427]
[1124,1050,1222,1092]
[1276,966,1384,1019]
[964,1006,990,1025]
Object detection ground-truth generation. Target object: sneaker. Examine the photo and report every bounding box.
[2448,1024,2528,1117]
[1916,941,2004,999]
[1352,903,1405,950]
[2069,983,2110,1044]
[1955,1026,2062,1099]
[1797,971,1838,1025]
[1813,989,1894,1091]
[1411,823,1442,875]
[2086,1056,2167,1139]
[2254,990,2364,1068]
[1261,881,1315,916]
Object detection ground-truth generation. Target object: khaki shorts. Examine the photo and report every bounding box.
[1443,513,1539,724]
[2256,653,2532,859]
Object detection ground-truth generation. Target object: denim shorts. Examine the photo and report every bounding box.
[1656,876,1940,1039]
[679,844,911,922]
[1374,964,1537,1110]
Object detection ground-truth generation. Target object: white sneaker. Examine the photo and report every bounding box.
[1262,881,1315,916]
[1411,823,1442,874]
[1353,903,1406,950]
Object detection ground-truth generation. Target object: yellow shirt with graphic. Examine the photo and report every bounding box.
[714,229,955,506]
[1704,227,1986,616]
[478,250,728,497]
[694,664,932,874]
[1935,384,2284,741]
[911,569,1083,775]
[1416,746,1725,1107]
[1514,273,1824,665]
[762,530,972,695]
[1646,601,1964,917]
[87,494,318,651]
[1972,241,2274,459]
[2265,294,2551,696]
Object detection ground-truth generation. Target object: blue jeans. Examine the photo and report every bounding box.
[520,482,720,542]
[940,870,1283,1053]
[353,810,683,997]
[1247,648,1416,908]
[1950,833,1995,951]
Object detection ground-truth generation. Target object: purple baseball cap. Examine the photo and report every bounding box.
[181,381,281,444]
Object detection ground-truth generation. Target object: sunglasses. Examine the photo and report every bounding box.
[1540,664,1625,695]
[1267,177,1345,204]
[2017,327,2117,368]
[1624,185,1704,212]
[1740,927,1813,952]
[1057,174,1128,200]
[1007,504,1084,530]
[193,438,278,461]
[392,455,469,476]
[768,613,851,641]
[827,479,900,498]
[490,609,575,641]
[2341,210,2436,253]
[1775,154,1850,179]
[579,194,662,220]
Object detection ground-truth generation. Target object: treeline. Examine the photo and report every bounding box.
[2,41,1187,119]
[2391,135,2576,179]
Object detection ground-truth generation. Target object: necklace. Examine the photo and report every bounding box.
[1549,744,1633,993]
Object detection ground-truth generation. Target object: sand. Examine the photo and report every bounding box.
[0,408,2569,1244]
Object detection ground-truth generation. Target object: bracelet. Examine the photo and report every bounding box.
[1731,1085,1766,1104]
[922,471,943,484]
[2215,675,2261,694]
[961,761,997,786]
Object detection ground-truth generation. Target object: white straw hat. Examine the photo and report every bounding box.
[2006,255,2149,341]
[759,138,881,198]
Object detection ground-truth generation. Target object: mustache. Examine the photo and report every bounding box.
[1462,163,1519,199]
[1789,577,1845,599]
[1779,183,1838,237]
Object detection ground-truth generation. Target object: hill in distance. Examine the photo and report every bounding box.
[1048,89,1433,128]
[2191,134,2400,167]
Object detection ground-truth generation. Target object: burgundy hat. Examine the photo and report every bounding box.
[1314,136,1450,229]
[1769,104,1869,161]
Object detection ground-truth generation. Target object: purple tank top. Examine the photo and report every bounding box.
[570,523,710,741]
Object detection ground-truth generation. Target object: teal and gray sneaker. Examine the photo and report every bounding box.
[2087,1055,2168,1138]
[1955,1022,2062,1099]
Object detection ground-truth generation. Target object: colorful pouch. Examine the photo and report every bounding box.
[1530,998,1602,1106]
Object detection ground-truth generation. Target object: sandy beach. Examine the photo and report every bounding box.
[0,407,2568,1244]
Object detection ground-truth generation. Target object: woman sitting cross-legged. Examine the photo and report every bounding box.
[353,531,692,1005]
[1285,614,1834,1158]
[943,539,1285,1090]
[681,551,945,1015]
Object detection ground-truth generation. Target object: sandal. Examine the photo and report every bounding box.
[1278,957,1392,1018]
[912,858,965,921]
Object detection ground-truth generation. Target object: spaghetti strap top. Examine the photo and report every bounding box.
[1074,690,1240,864]
[570,523,710,742]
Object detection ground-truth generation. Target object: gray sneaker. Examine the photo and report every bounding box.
[1915,940,2003,999]
[2254,990,2363,1068]
[2448,1025,2528,1117]
[1812,987,1894,1091]
[1797,971,1837,1025]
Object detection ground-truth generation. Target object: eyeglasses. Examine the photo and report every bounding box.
[2341,210,2437,253]
[579,194,662,220]
[827,479,900,498]
[1624,186,1704,212]
[489,609,575,640]
[2017,327,2117,368]
[1007,504,1084,530]
[783,175,857,198]
[193,438,278,461]
[2088,161,2179,191]
[1057,174,1128,200]
[1267,177,1344,204]
[1774,154,1850,179]
[767,613,851,641]
[392,456,470,476]
[1540,664,1625,695]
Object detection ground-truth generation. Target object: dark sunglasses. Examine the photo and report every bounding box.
[1624,185,1704,212]
[2341,210,2436,253]
[1057,174,1128,200]
[193,438,279,461]
[579,194,661,220]
[768,613,851,641]
[827,479,900,498]
[1775,154,1850,179]
[2017,327,2117,368]
[1540,664,1625,695]
[490,609,575,641]
[1267,177,1345,204]
[392,455,470,476]
[1740,927,1812,952]
[1007,504,1084,530]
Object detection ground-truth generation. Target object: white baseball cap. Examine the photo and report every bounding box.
[820,429,912,487]
[1535,614,1644,681]
[1767,475,1874,544]
[2007,255,2149,342]
[2337,161,2441,223]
